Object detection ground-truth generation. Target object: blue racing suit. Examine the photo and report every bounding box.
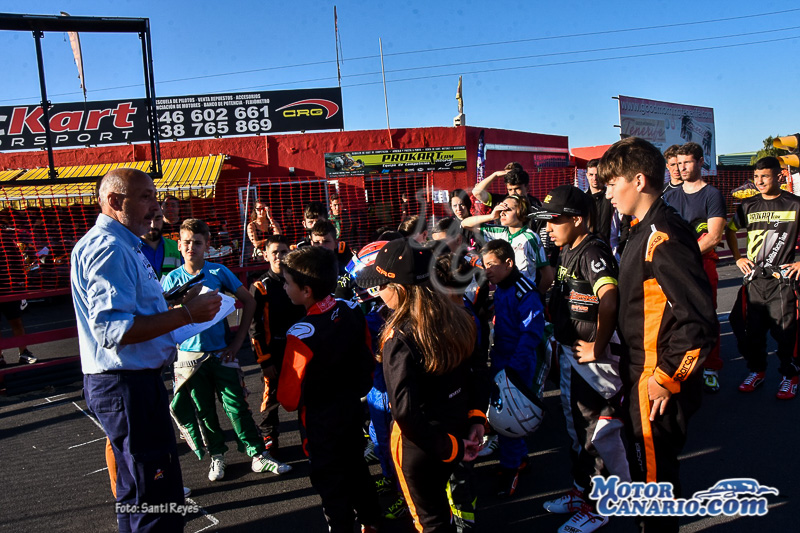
[490,267,545,469]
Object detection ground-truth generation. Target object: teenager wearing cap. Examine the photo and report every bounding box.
[535,185,629,533]
[356,238,487,533]
[460,194,554,296]
[598,137,717,533]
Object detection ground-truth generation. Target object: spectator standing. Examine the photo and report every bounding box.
[535,185,630,533]
[163,218,291,481]
[726,156,800,399]
[662,144,683,194]
[247,201,282,262]
[249,235,306,451]
[279,246,381,533]
[461,195,554,295]
[662,142,726,393]
[71,168,222,532]
[599,138,717,533]
[140,209,182,279]
[480,239,546,497]
[355,239,487,532]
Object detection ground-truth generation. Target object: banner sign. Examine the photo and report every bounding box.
[0,87,344,152]
[156,87,343,141]
[0,98,148,151]
[618,95,716,172]
[324,146,467,177]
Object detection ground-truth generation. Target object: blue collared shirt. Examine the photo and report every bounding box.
[71,214,176,373]
[140,238,165,278]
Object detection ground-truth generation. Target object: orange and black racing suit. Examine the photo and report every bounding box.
[383,325,489,533]
[617,198,717,531]
[249,269,306,441]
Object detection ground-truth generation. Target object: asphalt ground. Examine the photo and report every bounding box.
[0,263,796,532]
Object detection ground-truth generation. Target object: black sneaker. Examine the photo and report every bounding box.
[18,350,37,364]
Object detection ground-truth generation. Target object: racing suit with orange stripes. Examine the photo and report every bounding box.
[383,326,489,533]
[249,269,306,439]
[617,199,717,532]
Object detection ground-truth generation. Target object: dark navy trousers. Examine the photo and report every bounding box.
[84,371,184,532]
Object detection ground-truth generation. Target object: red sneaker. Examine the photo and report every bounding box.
[738,372,766,392]
[776,376,799,400]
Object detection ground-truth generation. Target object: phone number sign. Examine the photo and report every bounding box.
[0,88,343,151]
[155,87,343,140]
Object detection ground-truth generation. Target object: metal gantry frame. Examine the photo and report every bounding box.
[0,13,162,185]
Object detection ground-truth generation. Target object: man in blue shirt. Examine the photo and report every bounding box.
[140,209,182,279]
[71,168,221,533]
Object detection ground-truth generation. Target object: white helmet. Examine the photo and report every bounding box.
[487,368,545,438]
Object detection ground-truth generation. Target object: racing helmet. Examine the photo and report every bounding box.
[487,368,545,438]
[345,240,389,303]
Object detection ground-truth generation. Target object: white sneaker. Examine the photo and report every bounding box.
[544,486,586,513]
[558,504,609,533]
[208,454,225,481]
[477,434,499,457]
[252,450,292,475]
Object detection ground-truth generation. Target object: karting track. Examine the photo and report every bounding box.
[0,263,795,532]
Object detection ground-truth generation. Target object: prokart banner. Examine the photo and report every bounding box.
[324,146,467,177]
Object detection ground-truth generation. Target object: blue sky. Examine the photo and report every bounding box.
[2,0,799,155]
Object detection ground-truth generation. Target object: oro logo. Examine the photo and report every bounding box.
[275,99,340,119]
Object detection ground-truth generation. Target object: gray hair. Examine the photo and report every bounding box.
[97,169,132,207]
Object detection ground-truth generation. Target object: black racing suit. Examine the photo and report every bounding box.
[383,325,489,533]
[617,198,717,532]
[278,296,380,532]
[249,269,306,439]
[727,190,800,377]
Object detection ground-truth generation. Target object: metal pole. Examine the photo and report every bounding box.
[239,173,252,267]
[379,38,392,148]
[142,20,162,177]
[33,30,57,179]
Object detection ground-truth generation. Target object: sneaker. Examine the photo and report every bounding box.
[544,486,586,514]
[558,503,609,533]
[496,467,520,497]
[477,434,499,457]
[384,495,408,520]
[252,450,292,475]
[703,369,720,393]
[738,371,766,392]
[208,454,225,481]
[375,475,394,495]
[776,376,799,400]
[18,349,38,364]
[364,439,379,463]
[183,487,192,498]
